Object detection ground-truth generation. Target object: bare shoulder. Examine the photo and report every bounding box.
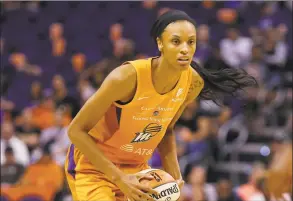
[99,63,137,102]
[106,63,137,86]
[185,68,204,104]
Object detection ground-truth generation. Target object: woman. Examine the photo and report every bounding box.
[65,10,256,201]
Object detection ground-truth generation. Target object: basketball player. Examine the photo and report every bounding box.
[65,10,257,201]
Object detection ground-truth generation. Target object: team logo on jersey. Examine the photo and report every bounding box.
[131,123,162,143]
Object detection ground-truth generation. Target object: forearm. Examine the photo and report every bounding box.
[68,127,123,183]
[157,129,182,180]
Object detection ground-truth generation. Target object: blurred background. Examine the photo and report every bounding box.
[0,1,292,201]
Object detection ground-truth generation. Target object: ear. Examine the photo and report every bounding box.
[156,37,163,52]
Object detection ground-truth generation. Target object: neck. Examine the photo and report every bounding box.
[152,56,182,95]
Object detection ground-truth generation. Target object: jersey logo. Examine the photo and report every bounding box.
[176,88,184,97]
[120,144,134,152]
[138,96,149,100]
[131,123,162,143]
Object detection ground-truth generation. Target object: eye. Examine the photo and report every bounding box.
[188,40,195,45]
[172,39,180,45]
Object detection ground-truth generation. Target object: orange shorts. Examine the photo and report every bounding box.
[65,153,150,201]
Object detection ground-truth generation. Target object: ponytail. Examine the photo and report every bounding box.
[191,61,257,104]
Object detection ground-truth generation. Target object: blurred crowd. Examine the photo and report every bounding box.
[1,1,292,201]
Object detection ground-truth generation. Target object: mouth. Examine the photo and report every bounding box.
[177,57,190,65]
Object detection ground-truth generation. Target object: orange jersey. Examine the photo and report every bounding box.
[67,58,203,175]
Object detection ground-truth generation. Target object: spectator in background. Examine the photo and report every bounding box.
[141,0,157,9]
[263,28,288,67]
[25,1,40,12]
[78,79,95,105]
[249,27,264,46]
[236,162,266,201]
[193,24,212,65]
[9,53,42,76]
[30,81,44,105]
[0,97,15,111]
[80,38,136,88]
[14,108,40,153]
[204,46,231,71]
[49,23,67,57]
[1,121,30,166]
[31,95,56,130]
[49,23,64,41]
[34,108,70,166]
[176,100,212,166]
[243,45,267,88]
[1,147,25,186]
[259,2,277,31]
[181,165,217,201]
[220,26,253,68]
[52,38,67,57]
[2,1,21,11]
[51,74,80,118]
[216,179,236,201]
[17,141,64,196]
[109,23,123,43]
[71,53,87,74]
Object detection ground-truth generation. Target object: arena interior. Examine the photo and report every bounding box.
[0,1,292,201]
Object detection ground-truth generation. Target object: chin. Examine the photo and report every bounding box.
[178,63,190,70]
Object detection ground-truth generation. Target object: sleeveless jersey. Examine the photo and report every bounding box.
[67,58,201,174]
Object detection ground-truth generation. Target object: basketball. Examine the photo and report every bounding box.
[137,169,181,201]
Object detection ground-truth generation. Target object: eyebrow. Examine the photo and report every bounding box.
[171,34,196,38]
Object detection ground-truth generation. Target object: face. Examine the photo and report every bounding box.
[31,81,42,95]
[52,75,65,90]
[217,180,232,198]
[9,53,26,68]
[1,121,14,140]
[110,23,123,42]
[227,28,239,40]
[49,23,64,40]
[197,24,209,43]
[71,53,86,72]
[158,20,196,70]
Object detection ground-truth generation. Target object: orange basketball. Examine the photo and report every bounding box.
[137,169,181,201]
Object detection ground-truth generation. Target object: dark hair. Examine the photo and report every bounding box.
[150,10,257,104]
[5,146,14,155]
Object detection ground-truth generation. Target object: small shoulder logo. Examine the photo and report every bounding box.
[131,123,162,143]
[176,88,184,97]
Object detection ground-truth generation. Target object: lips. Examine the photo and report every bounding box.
[177,57,189,61]
[177,57,190,65]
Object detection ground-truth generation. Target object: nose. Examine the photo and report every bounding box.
[180,43,189,55]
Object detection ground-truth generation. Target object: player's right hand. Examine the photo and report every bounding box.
[114,173,159,201]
